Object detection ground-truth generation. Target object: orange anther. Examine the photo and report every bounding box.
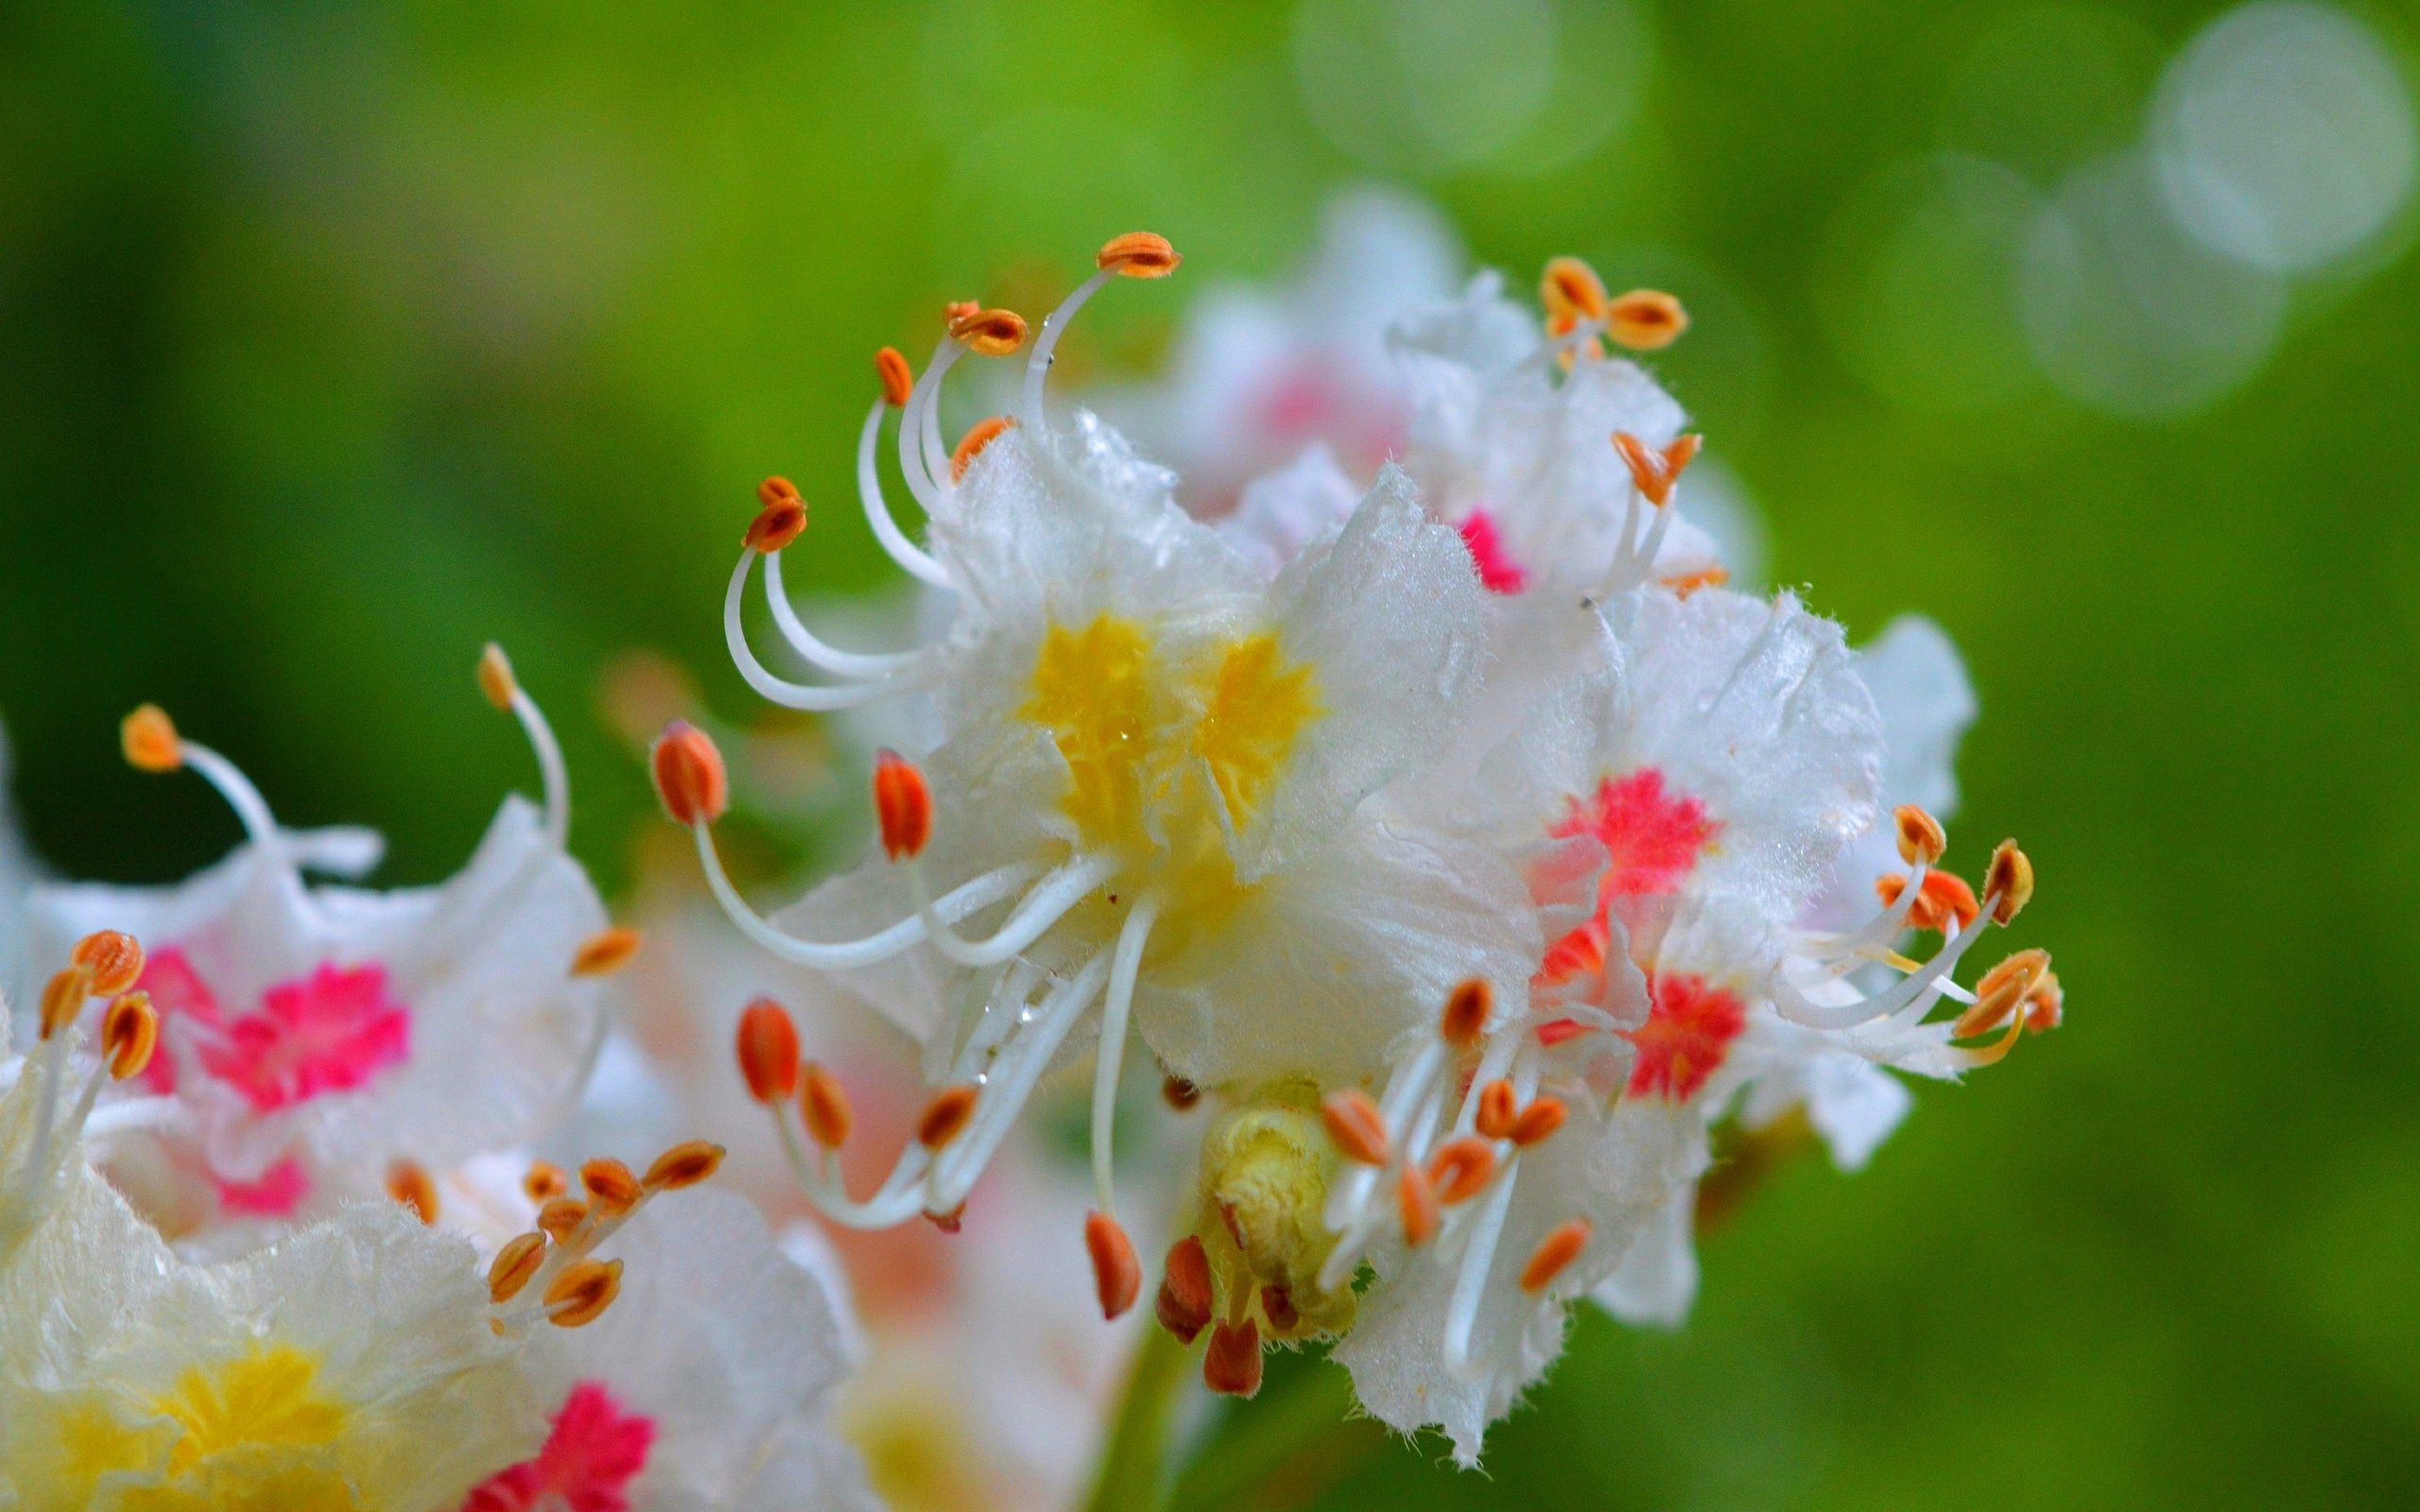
[1895,805,1947,866]
[1606,288,1688,351]
[1426,1137,1497,1205]
[948,307,1028,356]
[942,299,980,324]
[524,1160,568,1202]
[387,1160,439,1225]
[1474,1078,1518,1141]
[1613,431,1703,507]
[1098,232,1181,278]
[1321,1089,1390,1166]
[122,705,182,772]
[1398,1163,1440,1246]
[757,474,801,508]
[71,930,145,997]
[1986,840,2034,924]
[801,1061,854,1149]
[536,1196,589,1242]
[100,991,157,1081]
[925,1203,967,1234]
[1085,1211,1142,1320]
[744,495,808,555]
[1541,255,1609,322]
[872,748,933,860]
[570,926,643,978]
[38,965,93,1040]
[1162,1074,1201,1111]
[1440,979,1493,1050]
[1156,1234,1214,1344]
[917,1084,979,1149]
[477,643,518,712]
[875,346,914,407]
[544,1258,624,1328]
[1534,1017,1592,1047]
[643,1139,725,1192]
[736,998,802,1103]
[1520,1217,1593,1292]
[1203,1317,1263,1398]
[488,1231,548,1303]
[1510,1095,1568,1147]
[1958,949,2051,1040]
[1260,1282,1299,1333]
[1660,565,1731,598]
[580,1158,644,1216]
[649,720,728,827]
[949,415,1014,483]
[2023,969,2065,1032]
[1878,869,1980,934]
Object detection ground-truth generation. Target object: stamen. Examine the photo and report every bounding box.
[916,1085,979,1150]
[1956,949,2051,1040]
[544,1259,624,1328]
[947,307,1028,356]
[480,643,572,848]
[873,749,932,860]
[696,816,1041,970]
[71,931,145,998]
[489,1231,548,1303]
[943,299,979,324]
[909,849,1124,970]
[1426,1138,1496,1205]
[1204,1318,1263,1397]
[950,415,1014,483]
[744,486,809,555]
[1157,1235,1214,1343]
[724,553,921,710]
[1986,840,2034,923]
[1474,1079,1518,1141]
[1896,804,1947,866]
[524,1161,568,1202]
[802,1062,854,1149]
[1876,869,1981,934]
[875,346,914,407]
[650,721,729,827]
[538,1196,589,1241]
[1612,431,1703,507]
[1098,232,1181,277]
[1089,891,1165,1211]
[1606,289,1688,350]
[2024,970,2065,1032]
[1321,1089,1391,1166]
[1541,256,1609,322]
[643,1140,725,1192]
[99,991,158,1081]
[121,704,182,772]
[856,391,953,589]
[1519,1218,1593,1292]
[736,998,803,1103]
[39,966,93,1040]
[570,926,643,978]
[477,643,518,712]
[581,1159,644,1216]
[1399,1163,1440,1246]
[387,1160,439,1225]
[1162,1075,1201,1111]
[1085,1211,1142,1320]
[1509,1095,1566,1146]
[1534,1018,1592,1047]
[1660,565,1730,598]
[1440,979,1492,1051]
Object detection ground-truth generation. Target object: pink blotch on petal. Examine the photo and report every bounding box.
[195,961,411,1112]
[1622,972,1748,1102]
[1537,768,1719,983]
[132,945,224,1095]
[461,1381,655,1512]
[213,1158,310,1217]
[1457,509,1529,594]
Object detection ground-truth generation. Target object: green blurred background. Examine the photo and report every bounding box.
[3,0,2415,1506]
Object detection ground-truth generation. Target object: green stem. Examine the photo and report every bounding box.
[1167,1356,1382,1512]
[1082,1322,1194,1512]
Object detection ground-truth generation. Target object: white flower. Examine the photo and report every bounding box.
[679,235,1534,1310]
[23,651,620,1237]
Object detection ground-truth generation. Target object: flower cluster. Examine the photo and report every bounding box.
[674,231,2061,1462]
[0,653,877,1508]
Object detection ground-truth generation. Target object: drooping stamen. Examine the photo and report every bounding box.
[72,931,146,999]
[723,554,923,712]
[478,644,573,849]
[1605,289,1688,351]
[873,750,932,861]
[1398,1163,1441,1246]
[1955,949,2052,1040]
[1322,1088,1391,1166]
[581,1158,644,1217]
[875,346,914,407]
[1896,804,1947,866]
[489,1231,548,1303]
[763,548,931,682]
[650,722,729,828]
[909,847,1125,971]
[643,1140,724,1192]
[543,1259,624,1328]
[1157,1234,1214,1343]
[856,389,953,588]
[1426,1138,1496,1206]
[1018,232,1180,428]
[916,1086,979,1150]
[801,1062,853,1150]
[538,1197,590,1242]
[921,954,1113,1213]
[1509,1095,1566,1146]
[950,416,1014,482]
[1440,979,1493,1051]
[388,1160,440,1224]
[98,990,158,1082]
[1986,840,2034,923]
[1085,1210,1142,1320]
[122,704,182,773]
[1204,1317,1263,1398]
[1774,900,2004,1031]
[1519,1218,1593,1292]
[1542,255,1610,324]
[1473,1078,1518,1141]
[525,1161,569,1202]
[745,477,808,553]
[1088,891,1164,1213]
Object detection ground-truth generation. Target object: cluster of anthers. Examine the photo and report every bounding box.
[0,931,164,1249]
[481,1140,726,1337]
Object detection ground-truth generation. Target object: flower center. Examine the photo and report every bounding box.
[195,962,411,1113]
[460,1382,654,1512]
[1539,768,1719,984]
[50,1344,354,1508]
[1622,972,1748,1102]
[1456,509,1529,594]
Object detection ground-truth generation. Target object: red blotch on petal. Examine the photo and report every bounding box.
[197,962,411,1112]
[212,1158,310,1217]
[1457,509,1529,594]
[131,945,223,1094]
[1538,769,1719,984]
[461,1381,655,1512]
[1622,973,1748,1102]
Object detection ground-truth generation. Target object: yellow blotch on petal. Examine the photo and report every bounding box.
[53,1345,354,1511]
[1020,614,1157,850]
[1189,633,1322,833]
